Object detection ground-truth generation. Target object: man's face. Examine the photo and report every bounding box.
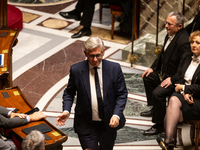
[84,46,105,67]
[191,36,200,57]
[165,16,182,36]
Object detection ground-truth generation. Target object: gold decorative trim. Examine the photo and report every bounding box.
[13,91,20,96]
[10,32,16,36]
[2,50,8,53]
[51,131,61,137]
[1,68,7,72]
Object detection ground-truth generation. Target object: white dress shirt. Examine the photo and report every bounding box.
[184,55,200,85]
[89,62,103,121]
[164,34,175,51]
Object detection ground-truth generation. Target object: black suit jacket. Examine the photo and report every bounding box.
[62,59,128,135]
[151,28,191,79]
[171,54,200,109]
[185,11,200,35]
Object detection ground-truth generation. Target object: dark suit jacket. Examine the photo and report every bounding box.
[171,54,200,109]
[185,11,200,35]
[151,28,191,79]
[62,59,128,135]
[0,106,28,128]
[0,106,28,149]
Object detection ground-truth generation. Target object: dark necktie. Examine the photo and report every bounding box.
[94,67,104,120]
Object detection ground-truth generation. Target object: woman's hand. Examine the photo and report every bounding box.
[175,84,183,92]
[183,93,194,104]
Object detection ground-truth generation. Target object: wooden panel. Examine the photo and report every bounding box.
[0,86,68,149]
[0,29,19,88]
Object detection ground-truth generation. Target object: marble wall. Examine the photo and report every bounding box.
[139,0,199,36]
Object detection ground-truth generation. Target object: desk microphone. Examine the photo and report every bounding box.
[25,107,39,115]
[157,137,167,150]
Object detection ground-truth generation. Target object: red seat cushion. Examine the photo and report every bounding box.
[7,4,23,30]
[109,5,123,11]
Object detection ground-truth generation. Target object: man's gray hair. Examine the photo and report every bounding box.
[168,11,184,26]
[22,130,45,150]
[84,37,105,53]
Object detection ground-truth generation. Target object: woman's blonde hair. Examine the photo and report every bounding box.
[189,30,200,42]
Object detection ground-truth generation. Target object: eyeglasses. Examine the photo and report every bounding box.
[165,21,174,26]
[87,54,102,59]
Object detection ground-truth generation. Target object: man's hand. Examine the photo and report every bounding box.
[56,111,69,126]
[160,77,172,88]
[141,68,153,78]
[109,116,119,128]
[29,111,46,122]
[10,112,27,119]
[183,93,194,104]
[175,84,183,92]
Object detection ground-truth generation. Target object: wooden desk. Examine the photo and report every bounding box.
[0,29,19,89]
[0,86,68,150]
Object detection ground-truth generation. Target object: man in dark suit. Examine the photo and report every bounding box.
[0,106,46,150]
[56,37,128,150]
[59,0,132,38]
[185,0,200,35]
[140,12,192,135]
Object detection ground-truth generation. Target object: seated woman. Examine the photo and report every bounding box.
[157,30,200,150]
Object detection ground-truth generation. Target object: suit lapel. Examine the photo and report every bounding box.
[82,60,111,101]
[81,61,91,100]
[102,60,110,100]
[161,35,168,53]
[162,29,183,65]
[163,35,169,47]
[163,41,176,62]
[181,57,192,77]
[192,63,200,84]
[181,56,200,84]
[194,11,200,22]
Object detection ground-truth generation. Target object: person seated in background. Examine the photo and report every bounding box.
[59,0,132,38]
[22,130,45,150]
[0,106,46,150]
[157,30,200,150]
[140,11,191,135]
[185,0,200,35]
